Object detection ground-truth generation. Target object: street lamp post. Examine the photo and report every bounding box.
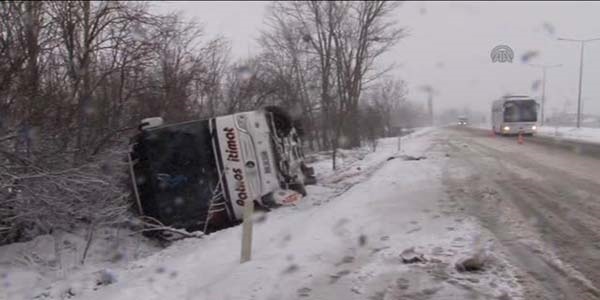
[558,37,600,128]
[420,85,437,126]
[528,64,562,126]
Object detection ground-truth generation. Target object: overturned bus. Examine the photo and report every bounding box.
[127,107,315,233]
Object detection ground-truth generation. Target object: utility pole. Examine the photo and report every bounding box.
[528,64,562,126]
[558,37,600,128]
[420,85,436,126]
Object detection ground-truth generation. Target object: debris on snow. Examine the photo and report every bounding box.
[95,269,117,286]
[358,234,367,247]
[387,154,427,161]
[297,287,312,297]
[455,254,487,272]
[329,270,351,284]
[335,255,355,266]
[282,264,299,275]
[406,227,422,234]
[400,247,427,264]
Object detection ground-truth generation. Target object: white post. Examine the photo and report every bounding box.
[240,198,254,263]
[397,128,403,152]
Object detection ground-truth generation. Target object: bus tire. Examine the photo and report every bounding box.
[260,193,279,209]
[289,182,307,197]
[300,163,317,185]
[264,106,293,136]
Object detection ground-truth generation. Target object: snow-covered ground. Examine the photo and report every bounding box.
[536,126,600,144]
[470,123,490,131]
[1,128,523,300]
[469,123,600,144]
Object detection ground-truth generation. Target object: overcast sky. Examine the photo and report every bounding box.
[152,1,600,118]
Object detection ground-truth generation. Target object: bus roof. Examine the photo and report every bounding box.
[493,97,536,109]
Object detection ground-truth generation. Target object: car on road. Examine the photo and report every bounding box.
[457,117,469,126]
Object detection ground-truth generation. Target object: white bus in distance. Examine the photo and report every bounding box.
[492,95,539,135]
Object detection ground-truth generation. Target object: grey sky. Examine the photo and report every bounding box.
[152,1,600,118]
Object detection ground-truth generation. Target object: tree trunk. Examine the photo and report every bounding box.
[344,105,361,148]
[24,2,41,161]
[76,1,91,162]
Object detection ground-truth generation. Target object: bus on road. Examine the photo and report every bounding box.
[492,95,539,135]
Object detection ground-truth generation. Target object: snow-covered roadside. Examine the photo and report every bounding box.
[469,123,490,131]
[537,126,600,144]
[2,128,522,300]
[468,123,600,144]
[0,228,162,300]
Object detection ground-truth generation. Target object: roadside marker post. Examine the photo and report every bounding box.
[397,127,403,152]
[241,163,263,264]
[240,197,254,263]
[397,135,401,152]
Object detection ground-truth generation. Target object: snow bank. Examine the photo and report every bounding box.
[0,228,160,300]
[537,126,600,144]
[468,123,490,131]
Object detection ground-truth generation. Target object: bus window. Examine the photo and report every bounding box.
[503,101,537,122]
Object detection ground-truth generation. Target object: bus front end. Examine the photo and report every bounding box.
[499,123,538,135]
[499,98,539,135]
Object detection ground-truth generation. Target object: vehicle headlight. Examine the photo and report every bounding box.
[503,126,510,131]
[236,114,248,132]
[531,125,537,130]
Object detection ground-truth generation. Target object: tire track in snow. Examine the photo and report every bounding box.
[444,129,600,300]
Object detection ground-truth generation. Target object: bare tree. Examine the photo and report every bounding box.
[262,1,404,169]
[0,1,236,244]
[330,1,405,148]
[260,3,323,150]
[222,58,278,114]
[45,1,151,161]
[198,37,230,118]
[369,77,408,136]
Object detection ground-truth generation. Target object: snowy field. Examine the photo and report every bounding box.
[1,128,523,300]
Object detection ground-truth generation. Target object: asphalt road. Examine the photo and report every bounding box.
[442,127,600,300]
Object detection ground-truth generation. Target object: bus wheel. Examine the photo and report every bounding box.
[301,163,317,185]
[264,106,293,136]
[260,192,280,209]
[289,182,307,197]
